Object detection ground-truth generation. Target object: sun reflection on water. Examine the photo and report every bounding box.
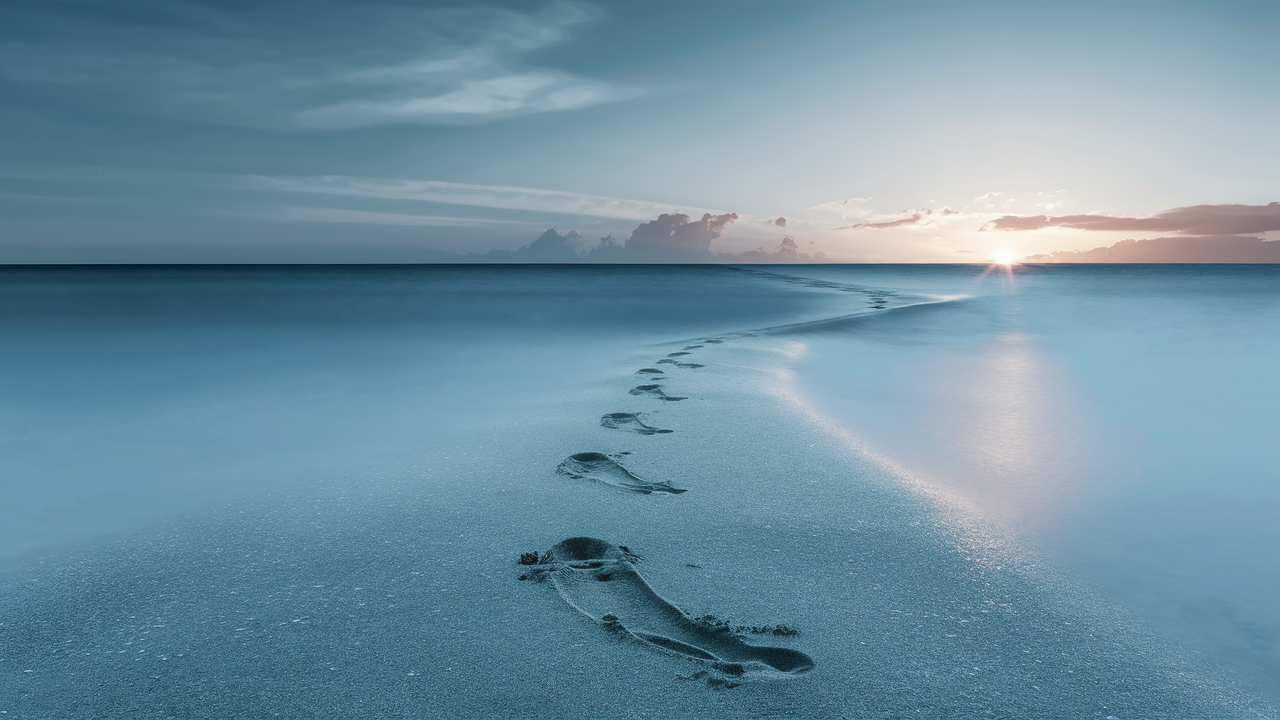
[922,330,1100,533]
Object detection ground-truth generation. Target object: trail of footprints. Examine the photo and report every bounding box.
[724,266,895,310]
[520,335,815,684]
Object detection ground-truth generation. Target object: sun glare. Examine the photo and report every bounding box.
[992,250,1018,266]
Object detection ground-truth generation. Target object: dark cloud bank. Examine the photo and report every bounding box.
[470,212,825,263]
[988,202,1280,263]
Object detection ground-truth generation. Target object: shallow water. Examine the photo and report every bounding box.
[787,264,1280,703]
[1,264,1275,717]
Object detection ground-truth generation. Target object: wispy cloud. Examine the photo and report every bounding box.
[296,72,638,131]
[812,197,871,210]
[251,175,720,221]
[811,197,872,221]
[1034,190,1068,212]
[837,207,961,230]
[972,191,1013,210]
[0,2,637,130]
[982,202,1280,234]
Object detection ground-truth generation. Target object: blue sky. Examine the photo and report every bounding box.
[2,1,1278,262]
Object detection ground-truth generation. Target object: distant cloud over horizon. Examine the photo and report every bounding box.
[983,201,1280,263]
[1025,235,1280,263]
[473,212,823,263]
[622,212,739,257]
[983,202,1280,235]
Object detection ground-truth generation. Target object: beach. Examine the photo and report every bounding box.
[1,264,1276,718]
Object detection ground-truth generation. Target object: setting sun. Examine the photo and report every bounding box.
[992,250,1019,265]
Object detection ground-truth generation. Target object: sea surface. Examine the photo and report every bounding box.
[1,264,1276,718]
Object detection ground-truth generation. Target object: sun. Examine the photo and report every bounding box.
[991,250,1018,266]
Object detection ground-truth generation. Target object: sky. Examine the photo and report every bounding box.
[1,0,1278,263]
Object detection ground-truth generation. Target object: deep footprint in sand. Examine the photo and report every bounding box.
[630,384,687,401]
[530,537,813,675]
[600,412,673,435]
[667,351,691,357]
[636,368,664,375]
[556,453,686,494]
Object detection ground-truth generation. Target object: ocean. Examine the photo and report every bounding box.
[1,264,1276,718]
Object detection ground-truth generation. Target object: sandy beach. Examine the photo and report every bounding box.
[1,265,1276,718]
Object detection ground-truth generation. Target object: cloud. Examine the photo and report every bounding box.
[252,175,719,221]
[1024,235,1280,263]
[811,197,871,213]
[295,72,639,131]
[838,207,961,230]
[735,236,825,263]
[611,212,740,261]
[480,228,587,262]
[492,217,823,264]
[982,202,1280,235]
[276,211,823,264]
[847,213,927,230]
[1034,190,1068,212]
[0,2,638,130]
[597,213,827,263]
[811,198,873,222]
[972,190,1027,211]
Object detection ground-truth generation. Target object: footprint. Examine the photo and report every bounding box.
[666,352,691,357]
[655,359,678,365]
[636,368,665,375]
[600,413,673,435]
[703,339,724,344]
[556,454,686,494]
[683,345,704,350]
[630,384,686,401]
[533,537,813,675]
[674,362,704,369]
